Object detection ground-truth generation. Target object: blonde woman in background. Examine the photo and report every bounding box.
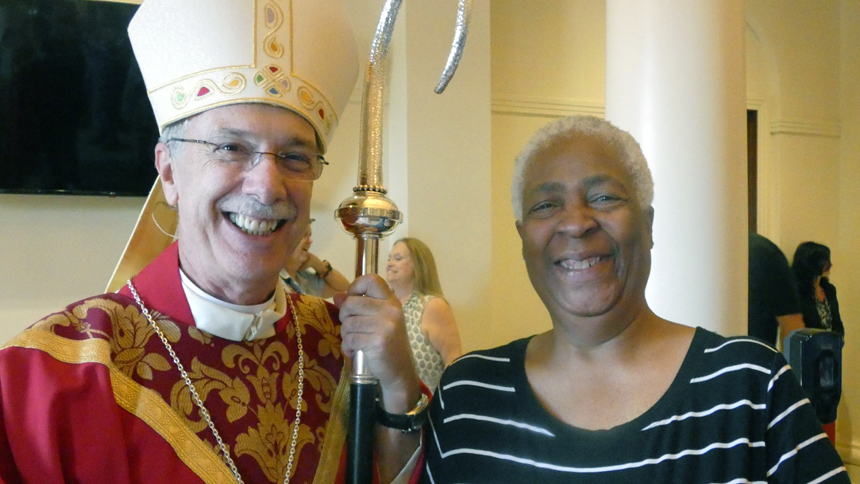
[387,238,463,390]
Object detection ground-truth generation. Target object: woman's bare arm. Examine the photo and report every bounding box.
[421,297,463,366]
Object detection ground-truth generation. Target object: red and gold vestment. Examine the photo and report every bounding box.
[0,243,358,484]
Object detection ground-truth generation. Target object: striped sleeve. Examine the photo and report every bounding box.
[759,346,847,483]
[695,336,848,484]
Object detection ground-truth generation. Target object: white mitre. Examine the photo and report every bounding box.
[107,0,360,292]
[128,0,359,152]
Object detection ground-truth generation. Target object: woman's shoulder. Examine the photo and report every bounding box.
[414,294,455,321]
[690,327,785,369]
[421,295,453,315]
[441,337,530,379]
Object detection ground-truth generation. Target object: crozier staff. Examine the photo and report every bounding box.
[422,116,848,483]
[0,0,424,482]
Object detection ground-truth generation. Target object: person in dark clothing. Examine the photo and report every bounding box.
[792,242,844,336]
[748,232,804,346]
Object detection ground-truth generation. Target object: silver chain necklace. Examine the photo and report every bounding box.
[127,280,304,484]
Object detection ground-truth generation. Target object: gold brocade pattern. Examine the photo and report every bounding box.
[9,294,346,484]
[295,296,342,361]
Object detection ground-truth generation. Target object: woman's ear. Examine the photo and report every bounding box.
[646,206,655,248]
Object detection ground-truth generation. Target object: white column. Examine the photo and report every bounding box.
[605,0,748,335]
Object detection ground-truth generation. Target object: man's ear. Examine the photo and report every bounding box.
[155,142,179,206]
[515,220,524,241]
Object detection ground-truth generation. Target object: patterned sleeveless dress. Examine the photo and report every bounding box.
[403,292,445,390]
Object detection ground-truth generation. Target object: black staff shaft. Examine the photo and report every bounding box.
[347,235,381,484]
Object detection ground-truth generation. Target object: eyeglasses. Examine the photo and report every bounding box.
[165,138,328,181]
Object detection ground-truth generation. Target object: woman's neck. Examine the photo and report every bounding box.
[814,276,826,299]
[389,280,414,302]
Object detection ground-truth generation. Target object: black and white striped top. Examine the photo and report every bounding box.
[422,327,848,483]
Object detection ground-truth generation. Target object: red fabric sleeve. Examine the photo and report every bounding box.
[0,347,204,484]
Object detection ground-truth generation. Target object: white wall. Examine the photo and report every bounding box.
[0,195,143,342]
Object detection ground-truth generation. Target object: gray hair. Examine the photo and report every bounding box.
[511,115,654,222]
[158,117,193,158]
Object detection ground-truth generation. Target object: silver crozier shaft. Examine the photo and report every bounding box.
[335,1,472,482]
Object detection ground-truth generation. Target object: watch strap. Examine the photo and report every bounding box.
[376,393,429,433]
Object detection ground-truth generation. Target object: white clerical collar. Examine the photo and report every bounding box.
[179,269,288,341]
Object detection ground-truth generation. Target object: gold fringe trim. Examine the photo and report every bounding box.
[313,365,351,484]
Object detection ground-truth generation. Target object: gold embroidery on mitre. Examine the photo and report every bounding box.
[171,86,190,109]
[313,102,332,133]
[297,86,316,109]
[221,73,247,95]
[255,65,292,98]
[263,1,285,58]
[192,79,219,102]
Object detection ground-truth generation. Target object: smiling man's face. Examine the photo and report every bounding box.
[156,103,317,304]
[516,133,654,322]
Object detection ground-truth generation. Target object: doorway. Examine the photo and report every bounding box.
[747,109,758,233]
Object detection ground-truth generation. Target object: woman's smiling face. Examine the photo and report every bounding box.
[386,242,415,287]
[516,134,654,323]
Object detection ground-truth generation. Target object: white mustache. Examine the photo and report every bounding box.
[217,195,297,221]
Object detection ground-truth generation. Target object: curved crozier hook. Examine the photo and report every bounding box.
[356,0,403,191]
[435,0,472,94]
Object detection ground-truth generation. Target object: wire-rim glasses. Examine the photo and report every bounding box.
[165,138,328,181]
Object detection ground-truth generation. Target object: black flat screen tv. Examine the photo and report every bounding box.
[0,0,159,197]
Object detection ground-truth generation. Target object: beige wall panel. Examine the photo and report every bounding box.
[489,114,555,349]
[836,0,860,469]
[491,0,606,102]
[746,0,841,122]
[397,0,494,355]
[774,135,841,254]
